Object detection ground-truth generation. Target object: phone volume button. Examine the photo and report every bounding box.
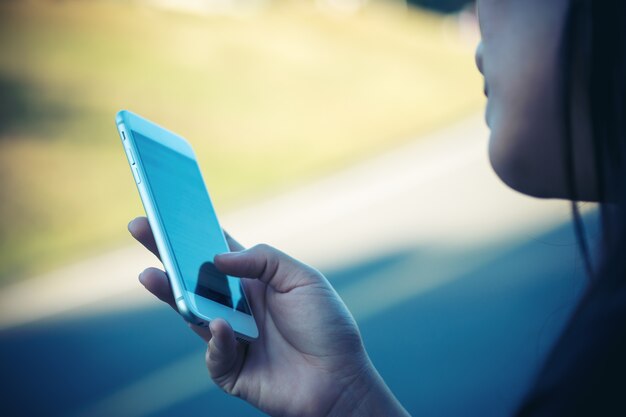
[125,145,136,165]
[132,166,142,184]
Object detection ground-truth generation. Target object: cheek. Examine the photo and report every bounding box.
[477,0,575,198]
[489,96,565,198]
[483,18,569,197]
[487,78,567,198]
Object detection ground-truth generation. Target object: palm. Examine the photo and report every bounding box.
[217,270,366,417]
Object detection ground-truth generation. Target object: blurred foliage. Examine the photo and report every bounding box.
[0,0,482,284]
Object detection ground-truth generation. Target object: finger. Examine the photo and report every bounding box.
[138,267,177,311]
[223,230,245,252]
[214,244,320,293]
[128,217,161,260]
[140,268,214,342]
[206,319,240,383]
[188,322,212,343]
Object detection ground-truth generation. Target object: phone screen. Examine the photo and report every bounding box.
[132,131,251,315]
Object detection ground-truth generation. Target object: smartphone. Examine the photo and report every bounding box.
[116,110,258,342]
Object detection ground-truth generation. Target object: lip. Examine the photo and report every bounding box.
[475,42,484,75]
[475,43,487,97]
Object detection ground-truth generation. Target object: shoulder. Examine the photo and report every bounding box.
[517,256,626,417]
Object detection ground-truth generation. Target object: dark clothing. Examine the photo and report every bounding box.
[517,252,626,416]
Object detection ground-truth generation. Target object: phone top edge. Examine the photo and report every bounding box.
[115,109,128,125]
[115,109,196,160]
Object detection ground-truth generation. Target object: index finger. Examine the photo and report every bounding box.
[128,216,161,260]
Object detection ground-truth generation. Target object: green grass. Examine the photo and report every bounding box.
[0,0,483,284]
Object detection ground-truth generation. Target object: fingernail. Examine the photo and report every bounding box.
[215,251,243,260]
[138,271,146,285]
[209,320,218,336]
[128,216,143,231]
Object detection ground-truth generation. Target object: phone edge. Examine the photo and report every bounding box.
[116,110,258,342]
[116,114,197,324]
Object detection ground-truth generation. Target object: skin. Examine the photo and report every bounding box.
[129,217,409,417]
[477,0,596,201]
[129,0,600,415]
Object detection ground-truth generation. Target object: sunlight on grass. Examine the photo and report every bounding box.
[0,0,483,283]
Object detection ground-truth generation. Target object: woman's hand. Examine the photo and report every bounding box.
[128,217,409,417]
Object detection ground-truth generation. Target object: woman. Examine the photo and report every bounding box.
[128,0,626,415]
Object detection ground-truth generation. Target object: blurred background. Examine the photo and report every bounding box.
[0,1,595,416]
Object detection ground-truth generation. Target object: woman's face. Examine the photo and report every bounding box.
[476,0,597,200]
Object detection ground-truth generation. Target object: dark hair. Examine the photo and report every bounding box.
[517,1,626,415]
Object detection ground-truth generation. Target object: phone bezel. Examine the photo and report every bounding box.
[116,110,259,341]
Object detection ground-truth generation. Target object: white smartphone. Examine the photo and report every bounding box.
[116,110,258,342]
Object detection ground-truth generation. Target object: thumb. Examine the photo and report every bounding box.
[206,319,241,392]
[214,244,322,293]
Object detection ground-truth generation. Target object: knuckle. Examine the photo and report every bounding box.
[252,243,273,254]
[207,343,221,364]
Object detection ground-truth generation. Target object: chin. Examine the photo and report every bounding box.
[487,130,568,200]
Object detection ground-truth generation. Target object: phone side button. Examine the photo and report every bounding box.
[125,145,136,165]
[132,166,142,184]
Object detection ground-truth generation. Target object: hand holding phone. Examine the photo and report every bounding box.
[129,219,410,417]
[121,111,408,417]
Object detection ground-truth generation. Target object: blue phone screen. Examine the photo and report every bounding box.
[132,131,251,315]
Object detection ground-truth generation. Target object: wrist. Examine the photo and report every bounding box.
[325,360,410,417]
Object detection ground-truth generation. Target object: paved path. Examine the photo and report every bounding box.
[0,114,596,417]
[0,114,578,328]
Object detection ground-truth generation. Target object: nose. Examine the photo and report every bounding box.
[475,42,484,75]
